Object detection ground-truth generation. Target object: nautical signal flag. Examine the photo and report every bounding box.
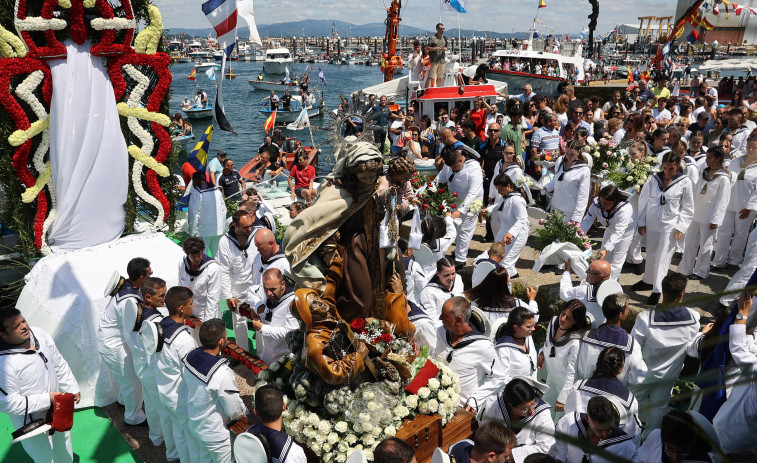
[188,67,197,80]
[187,125,214,172]
[441,0,467,13]
[687,29,701,43]
[539,0,547,8]
[264,110,277,134]
[202,0,238,57]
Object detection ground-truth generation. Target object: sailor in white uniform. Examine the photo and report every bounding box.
[155,287,200,463]
[550,398,637,463]
[487,145,524,239]
[178,237,222,321]
[719,227,757,308]
[446,422,518,463]
[478,378,556,463]
[436,147,484,266]
[679,148,731,279]
[188,172,227,256]
[244,385,306,463]
[399,238,427,306]
[217,210,262,352]
[433,297,506,412]
[575,293,647,388]
[0,309,81,463]
[493,307,539,385]
[408,301,437,352]
[713,136,757,269]
[490,173,530,277]
[418,215,457,279]
[96,257,150,426]
[251,228,291,287]
[543,140,591,223]
[419,258,465,326]
[564,346,642,445]
[633,152,694,305]
[466,267,538,325]
[580,186,635,280]
[559,259,612,326]
[250,269,298,365]
[637,410,716,463]
[183,319,248,463]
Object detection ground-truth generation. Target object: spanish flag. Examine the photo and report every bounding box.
[264,110,277,134]
[187,67,197,81]
[538,0,546,8]
[187,125,213,172]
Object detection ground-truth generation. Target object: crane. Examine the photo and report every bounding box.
[382,0,404,82]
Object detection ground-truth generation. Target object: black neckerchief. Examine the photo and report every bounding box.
[556,157,588,181]
[549,316,583,349]
[653,171,685,206]
[225,229,254,257]
[597,199,628,222]
[426,274,455,293]
[498,191,522,212]
[699,167,730,194]
[184,254,214,279]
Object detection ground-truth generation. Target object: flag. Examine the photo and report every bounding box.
[318,67,326,85]
[713,4,719,14]
[188,67,197,80]
[539,0,546,8]
[237,0,263,47]
[264,110,277,134]
[206,67,215,81]
[687,29,700,43]
[287,107,310,130]
[733,2,743,15]
[187,125,214,172]
[441,0,467,13]
[627,64,633,84]
[202,0,238,57]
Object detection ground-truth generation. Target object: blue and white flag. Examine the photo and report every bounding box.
[287,107,310,130]
[206,67,216,81]
[318,67,326,85]
[441,0,467,13]
[203,0,238,134]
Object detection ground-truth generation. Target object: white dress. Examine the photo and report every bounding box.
[544,158,591,223]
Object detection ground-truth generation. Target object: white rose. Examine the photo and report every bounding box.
[593,151,600,158]
[417,387,431,399]
[336,453,347,463]
[626,162,634,170]
[371,425,382,437]
[394,405,410,418]
[311,442,322,454]
[419,401,430,414]
[338,442,349,453]
[346,434,358,444]
[440,375,452,387]
[353,422,363,434]
[324,452,335,463]
[626,175,634,182]
[328,432,339,444]
[363,434,375,446]
[358,412,371,423]
[427,378,440,391]
[384,425,397,436]
[438,390,449,402]
[445,398,456,410]
[367,402,378,412]
[318,420,332,434]
[363,391,375,401]
[354,444,364,451]
[438,404,448,416]
[364,451,374,461]
[303,427,315,438]
[404,395,419,408]
[309,413,320,426]
[335,421,349,433]
[428,398,439,413]
[323,443,333,453]
[362,423,374,435]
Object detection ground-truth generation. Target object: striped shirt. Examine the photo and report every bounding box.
[532,126,560,152]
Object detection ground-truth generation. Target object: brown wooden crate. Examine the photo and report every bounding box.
[396,413,443,463]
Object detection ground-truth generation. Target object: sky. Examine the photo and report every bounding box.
[153,0,677,36]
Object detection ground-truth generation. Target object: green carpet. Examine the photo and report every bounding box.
[0,407,141,462]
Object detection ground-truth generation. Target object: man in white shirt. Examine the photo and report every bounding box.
[178,237,222,322]
[188,171,227,258]
[510,84,535,104]
[252,228,291,288]
[250,269,298,365]
[244,385,307,463]
[0,308,81,463]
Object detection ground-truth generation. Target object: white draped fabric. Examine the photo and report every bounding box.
[238,0,263,47]
[48,40,128,251]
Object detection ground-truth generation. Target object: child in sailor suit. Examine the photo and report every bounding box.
[0,323,80,463]
[436,156,484,264]
[713,142,757,268]
[495,334,538,386]
[720,227,757,307]
[491,174,530,277]
[550,411,637,463]
[543,148,591,223]
[404,253,427,306]
[679,149,731,279]
[580,192,635,281]
[178,244,222,322]
[488,158,524,239]
[419,266,464,327]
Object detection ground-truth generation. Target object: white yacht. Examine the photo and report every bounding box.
[263,47,293,75]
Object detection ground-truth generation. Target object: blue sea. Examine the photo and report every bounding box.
[169,61,386,176]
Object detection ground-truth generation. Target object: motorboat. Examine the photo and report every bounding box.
[184,104,212,119]
[259,94,324,124]
[263,48,293,75]
[171,133,195,153]
[247,80,301,92]
[194,60,221,72]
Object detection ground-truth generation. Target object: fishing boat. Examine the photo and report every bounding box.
[259,95,324,124]
[263,47,294,74]
[184,104,213,119]
[247,80,301,92]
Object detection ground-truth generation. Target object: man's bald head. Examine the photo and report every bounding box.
[263,267,284,283]
[587,259,611,284]
[254,228,279,260]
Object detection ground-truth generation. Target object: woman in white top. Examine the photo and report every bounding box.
[632,151,694,305]
[494,307,538,385]
[487,140,525,204]
[580,185,636,280]
[490,174,530,276]
[465,267,538,325]
[544,140,591,223]
[538,300,589,422]
[418,257,464,326]
[679,147,732,279]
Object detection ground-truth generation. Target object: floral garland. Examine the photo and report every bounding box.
[133,5,162,55]
[14,0,69,58]
[0,25,27,58]
[583,139,628,176]
[606,155,659,193]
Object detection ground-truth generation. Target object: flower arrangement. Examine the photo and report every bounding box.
[410,173,458,217]
[583,139,627,176]
[534,211,592,252]
[533,149,556,166]
[351,318,413,355]
[606,155,658,193]
[468,198,484,215]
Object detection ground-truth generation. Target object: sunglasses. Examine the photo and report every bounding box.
[490,129,501,133]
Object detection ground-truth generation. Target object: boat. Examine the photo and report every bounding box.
[238,145,319,183]
[194,60,221,72]
[263,47,294,75]
[184,105,213,119]
[171,133,195,153]
[247,80,301,92]
[259,95,324,124]
[225,63,236,79]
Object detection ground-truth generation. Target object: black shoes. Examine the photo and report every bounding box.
[124,420,148,428]
[631,280,653,291]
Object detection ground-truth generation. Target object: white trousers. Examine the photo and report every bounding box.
[500,232,527,276]
[678,221,718,278]
[643,229,679,294]
[631,378,676,440]
[603,230,634,280]
[162,404,198,463]
[626,232,644,264]
[454,212,478,263]
[193,435,232,463]
[97,341,145,425]
[720,227,757,306]
[231,311,250,352]
[20,429,73,463]
[139,377,166,449]
[713,209,757,266]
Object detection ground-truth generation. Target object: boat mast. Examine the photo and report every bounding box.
[383,0,403,82]
[526,0,542,51]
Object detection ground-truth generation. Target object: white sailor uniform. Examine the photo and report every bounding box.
[541,316,582,420]
[559,272,603,326]
[488,162,524,238]
[580,198,635,280]
[432,328,506,410]
[408,301,438,351]
[720,227,757,307]
[730,124,751,153]
[713,324,757,454]
[0,327,80,463]
[630,304,701,437]
[155,318,199,463]
[251,248,292,287]
[479,397,556,463]
[419,274,465,327]
[563,377,642,445]
[244,423,307,463]
[436,159,484,263]
[544,157,591,223]
[493,191,530,277]
[550,413,637,463]
[404,256,427,306]
[637,429,713,463]
[217,228,259,352]
[419,216,457,279]
[183,348,248,463]
[494,334,538,386]
[679,168,731,278]
[575,324,647,388]
[188,181,227,256]
[255,287,298,365]
[96,280,145,425]
[637,172,694,294]
[178,254,222,321]
[478,298,539,326]
[713,157,757,267]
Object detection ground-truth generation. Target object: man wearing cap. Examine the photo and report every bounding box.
[207,150,226,186]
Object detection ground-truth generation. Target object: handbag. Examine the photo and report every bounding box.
[379,210,396,249]
[408,208,423,250]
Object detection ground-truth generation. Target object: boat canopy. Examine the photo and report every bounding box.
[266,48,291,59]
[699,59,757,72]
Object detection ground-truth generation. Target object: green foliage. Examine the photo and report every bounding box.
[533,211,592,253]
[606,156,658,191]
[532,321,548,350]
[274,216,287,243]
[224,197,239,216]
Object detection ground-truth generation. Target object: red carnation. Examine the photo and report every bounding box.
[451,204,457,209]
[439,205,445,211]
[351,318,366,331]
[453,192,458,197]
[379,333,394,343]
[422,204,429,210]
[417,193,422,198]
[438,188,445,193]
[413,171,418,176]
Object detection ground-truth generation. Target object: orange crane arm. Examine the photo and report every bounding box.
[383,0,404,82]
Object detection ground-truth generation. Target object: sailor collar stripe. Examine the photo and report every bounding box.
[576,379,633,407]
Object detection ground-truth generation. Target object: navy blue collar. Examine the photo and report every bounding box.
[427,275,455,293]
[496,396,550,425]
[581,377,633,407]
[653,171,686,192]
[245,423,296,463]
[650,305,697,326]
[184,347,228,384]
[407,301,430,321]
[576,413,632,447]
[262,248,286,265]
[159,317,190,345]
[583,324,634,355]
[448,440,473,463]
[115,280,142,303]
[267,285,294,309]
[225,229,254,253]
[184,254,215,278]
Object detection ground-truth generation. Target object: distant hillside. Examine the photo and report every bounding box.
[165,19,527,40]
